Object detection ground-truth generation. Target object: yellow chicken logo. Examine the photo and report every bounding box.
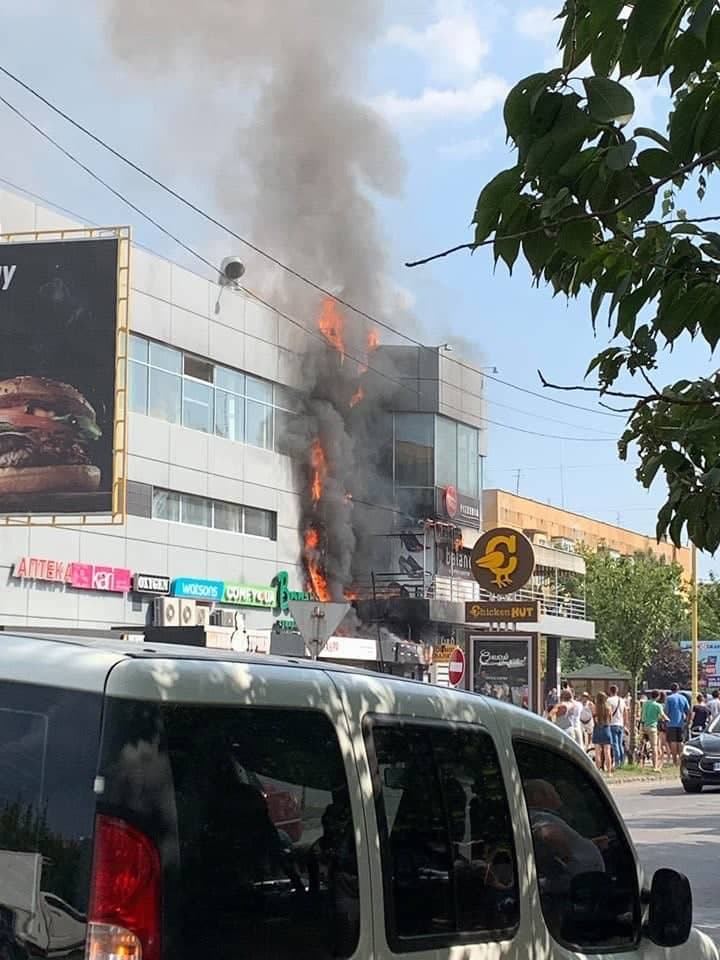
[474,533,519,588]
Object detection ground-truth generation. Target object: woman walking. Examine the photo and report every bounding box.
[592,691,614,775]
[657,692,670,766]
[579,692,595,750]
[691,693,710,734]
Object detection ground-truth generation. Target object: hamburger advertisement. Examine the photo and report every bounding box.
[0,236,119,515]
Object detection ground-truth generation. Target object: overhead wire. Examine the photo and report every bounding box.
[0,62,624,421]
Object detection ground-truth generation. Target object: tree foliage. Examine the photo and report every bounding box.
[644,636,692,688]
[585,550,687,735]
[415,0,720,552]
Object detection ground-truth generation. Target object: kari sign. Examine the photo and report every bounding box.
[12,556,131,593]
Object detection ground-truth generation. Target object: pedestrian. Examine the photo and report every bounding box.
[709,689,720,723]
[554,689,584,748]
[665,682,690,766]
[606,684,626,767]
[545,686,558,718]
[690,693,710,734]
[592,691,614,775]
[657,692,670,765]
[640,689,668,772]
[579,691,595,750]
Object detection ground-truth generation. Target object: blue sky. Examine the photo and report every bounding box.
[1,0,717,575]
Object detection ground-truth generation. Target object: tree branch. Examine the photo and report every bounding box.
[538,369,720,408]
[406,147,720,268]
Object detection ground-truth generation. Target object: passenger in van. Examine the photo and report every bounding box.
[524,779,605,890]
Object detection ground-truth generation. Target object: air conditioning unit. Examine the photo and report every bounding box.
[179,598,197,627]
[154,597,180,627]
[195,605,211,628]
[211,608,238,628]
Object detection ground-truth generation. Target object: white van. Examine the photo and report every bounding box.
[0,633,716,960]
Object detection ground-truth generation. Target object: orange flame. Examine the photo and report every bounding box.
[350,386,364,408]
[304,526,330,601]
[310,439,327,505]
[318,297,345,363]
[367,329,379,352]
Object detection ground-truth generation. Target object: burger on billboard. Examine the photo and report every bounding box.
[0,231,128,520]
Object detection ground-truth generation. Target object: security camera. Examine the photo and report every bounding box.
[220,256,246,285]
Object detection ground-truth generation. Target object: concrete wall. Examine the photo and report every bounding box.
[0,188,304,631]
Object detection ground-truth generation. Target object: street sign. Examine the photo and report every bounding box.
[448,647,465,687]
[288,600,350,658]
[470,527,535,595]
[466,600,539,623]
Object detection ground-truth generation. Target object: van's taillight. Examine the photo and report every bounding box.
[86,815,161,960]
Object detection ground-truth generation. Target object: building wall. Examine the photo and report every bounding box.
[0,189,304,631]
[483,489,692,579]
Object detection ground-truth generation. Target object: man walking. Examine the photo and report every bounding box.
[665,682,690,766]
[607,684,626,767]
[709,689,720,723]
[641,690,668,772]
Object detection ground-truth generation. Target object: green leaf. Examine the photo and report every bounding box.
[634,127,671,151]
[557,217,596,259]
[494,199,530,272]
[503,73,549,141]
[591,19,625,77]
[625,0,680,65]
[583,77,635,125]
[707,12,720,61]
[616,286,649,338]
[636,148,678,179]
[473,166,521,244]
[606,139,636,171]
[669,32,708,92]
[669,84,711,164]
[591,285,606,328]
[522,227,550,276]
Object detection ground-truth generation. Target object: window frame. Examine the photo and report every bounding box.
[150,487,277,541]
[363,714,520,954]
[512,734,642,954]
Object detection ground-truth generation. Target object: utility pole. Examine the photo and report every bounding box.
[691,543,699,698]
[515,469,521,495]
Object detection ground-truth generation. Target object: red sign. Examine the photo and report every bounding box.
[448,647,465,687]
[444,485,458,518]
[13,556,131,593]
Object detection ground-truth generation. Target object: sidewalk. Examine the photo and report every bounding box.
[602,763,680,786]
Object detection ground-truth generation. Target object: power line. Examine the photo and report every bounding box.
[0,63,624,421]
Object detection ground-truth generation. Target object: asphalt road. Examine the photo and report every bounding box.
[614,779,720,946]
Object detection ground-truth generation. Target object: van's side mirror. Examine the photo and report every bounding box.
[646,868,692,947]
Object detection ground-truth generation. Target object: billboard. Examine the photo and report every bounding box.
[471,635,531,708]
[0,229,128,522]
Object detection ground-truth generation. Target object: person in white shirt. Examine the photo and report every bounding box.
[607,684,627,767]
[555,689,584,748]
[709,689,720,723]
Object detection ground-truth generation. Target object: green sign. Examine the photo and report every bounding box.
[222,583,276,607]
[272,570,312,613]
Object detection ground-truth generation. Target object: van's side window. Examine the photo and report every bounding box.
[101,701,360,960]
[0,681,101,953]
[514,739,640,951]
[365,718,519,951]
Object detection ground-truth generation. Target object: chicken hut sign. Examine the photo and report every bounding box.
[470,528,535,596]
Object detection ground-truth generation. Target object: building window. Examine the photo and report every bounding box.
[435,416,457,490]
[395,413,433,487]
[129,334,296,453]
[152,487,277,540]
[457,423,479,498]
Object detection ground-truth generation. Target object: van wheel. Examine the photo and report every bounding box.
[682,782,702,794]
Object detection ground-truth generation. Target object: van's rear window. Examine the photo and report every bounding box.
[99,701,360,960]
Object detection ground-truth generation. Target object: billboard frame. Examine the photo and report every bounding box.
[0,225,130,527]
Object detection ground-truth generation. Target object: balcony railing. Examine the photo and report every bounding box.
[356,571,588,620]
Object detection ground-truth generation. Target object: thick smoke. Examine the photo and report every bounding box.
[103,0,407,599]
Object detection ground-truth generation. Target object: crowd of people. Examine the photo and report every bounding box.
[544,681,720,775]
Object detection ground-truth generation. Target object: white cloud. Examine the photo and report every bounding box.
[374,76,508,125]
[515,5,560,40]
[385,5,489,83]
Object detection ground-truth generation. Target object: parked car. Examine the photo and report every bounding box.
[0,632,716,960]
[680,712,720,793]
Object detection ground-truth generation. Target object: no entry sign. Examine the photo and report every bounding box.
[448,647,466,687]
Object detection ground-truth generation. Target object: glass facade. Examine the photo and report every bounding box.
[129,334,295,452]
[152,487,277,540]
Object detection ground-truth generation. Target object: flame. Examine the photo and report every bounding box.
[350,386,364,408]
[310,439,327,504]
[318,297,345,363]
[367,329,379,352]
[304,526,330,601]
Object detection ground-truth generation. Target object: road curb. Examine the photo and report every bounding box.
[605,773,679,786]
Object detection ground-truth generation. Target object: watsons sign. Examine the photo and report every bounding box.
[172,578,224,601]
